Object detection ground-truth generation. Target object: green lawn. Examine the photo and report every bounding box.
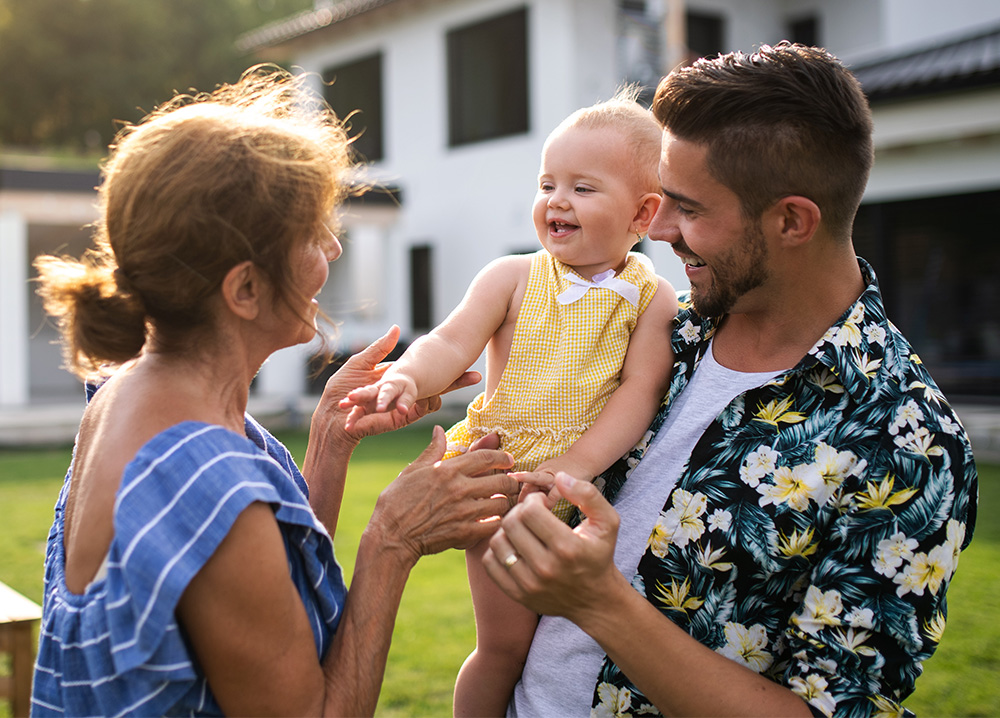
[1,426,997,716]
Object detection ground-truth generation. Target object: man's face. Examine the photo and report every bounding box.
[648,131,770,317]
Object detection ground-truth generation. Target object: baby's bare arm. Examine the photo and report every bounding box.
[341,256,530,422]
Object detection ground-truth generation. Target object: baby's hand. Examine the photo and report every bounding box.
[509,468,561,509]
[339,375,418,430]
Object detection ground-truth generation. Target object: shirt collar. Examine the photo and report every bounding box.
[671,258,893,404]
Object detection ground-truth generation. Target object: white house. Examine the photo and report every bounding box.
[2,0,999,443]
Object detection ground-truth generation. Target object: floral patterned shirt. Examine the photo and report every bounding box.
[590,259,978,718]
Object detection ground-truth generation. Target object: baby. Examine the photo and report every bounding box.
[342,89,677,715]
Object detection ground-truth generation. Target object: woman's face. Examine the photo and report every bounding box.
[276,226,341,348]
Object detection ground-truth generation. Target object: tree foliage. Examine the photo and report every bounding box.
[0,0,312,151]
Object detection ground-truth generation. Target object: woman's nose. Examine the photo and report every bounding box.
[326,237,342,262]
[324,226,343,261]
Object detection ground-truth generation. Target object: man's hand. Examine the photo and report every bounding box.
[481,472,620,623]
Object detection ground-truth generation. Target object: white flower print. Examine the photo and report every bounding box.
[893,546,949,597]
[695,542,733,572]
[870,695,906,718]
[809,368,844,395]
[834,322,863,348]
[792,586,843,636]
[889,400,924,436]
[650,489,707,554]
[679,319,700,344]
[937,414,962,436]
[833,627,877,657]
[905,379,945,406]
[708,508,732,533]
[832,305,865,348]
[740,446,778,488]
[874,532,918,578]
[811,443,858,505]
[757,463,822,512]
[863,323,887,346]
[816,657,839,674]
[594,682,632,718]
[943,519,966,578]
[893,426,945,458]
[718,622,774,673]
[790,673,837,717]
[844,607,875,629]
[853,351,883,378]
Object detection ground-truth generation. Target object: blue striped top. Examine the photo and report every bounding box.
[31,415,347,717]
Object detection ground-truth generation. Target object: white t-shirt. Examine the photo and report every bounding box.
[509,341,780,717]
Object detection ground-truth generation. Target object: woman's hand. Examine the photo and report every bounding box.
[367,425,519,565]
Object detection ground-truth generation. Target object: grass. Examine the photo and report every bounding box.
[1,427,997,716]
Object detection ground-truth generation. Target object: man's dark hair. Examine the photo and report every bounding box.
[652,43,874,238]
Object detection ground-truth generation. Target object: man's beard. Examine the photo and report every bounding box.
[690,221,769,318]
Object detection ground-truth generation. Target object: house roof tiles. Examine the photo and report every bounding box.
[237,0,401,53]
[850,23,1000,100]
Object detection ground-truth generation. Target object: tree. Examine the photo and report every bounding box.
[0,0,312,151]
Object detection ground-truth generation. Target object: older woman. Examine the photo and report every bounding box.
[30,67,517,717]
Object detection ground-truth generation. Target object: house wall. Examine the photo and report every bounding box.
[883,0,1000,51]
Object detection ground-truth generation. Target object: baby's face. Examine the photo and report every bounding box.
[532,125,648,280]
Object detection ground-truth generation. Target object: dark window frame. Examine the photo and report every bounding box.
[323,53,385,163]
[447,7,530,147]
[410,244,433,332]
[686,10,725,60]
[787,15,820,47]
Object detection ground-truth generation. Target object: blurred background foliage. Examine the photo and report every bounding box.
[0,0,312,154]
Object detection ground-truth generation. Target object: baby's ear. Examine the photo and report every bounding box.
[632,192,663,233]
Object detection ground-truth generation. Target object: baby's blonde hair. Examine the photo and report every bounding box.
[34,65,352,379]
[549,86,662,195]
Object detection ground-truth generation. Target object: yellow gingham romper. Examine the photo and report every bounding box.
[444,249,658,516]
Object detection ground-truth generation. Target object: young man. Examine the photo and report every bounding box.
[484,43,978,717]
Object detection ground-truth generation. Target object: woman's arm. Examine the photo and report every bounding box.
[178,428,519,717]
[484,477,811,718]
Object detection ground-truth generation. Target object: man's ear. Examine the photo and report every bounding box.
[632,192,663,234]
[220,260,262,320]
[770,195,821,247]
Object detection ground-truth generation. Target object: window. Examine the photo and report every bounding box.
[686,11,724,60]
[323,53,384,162]
[788,16,820,47]
[447,7,529,146]
[853,189,1000,397]
[410,245,433,332]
